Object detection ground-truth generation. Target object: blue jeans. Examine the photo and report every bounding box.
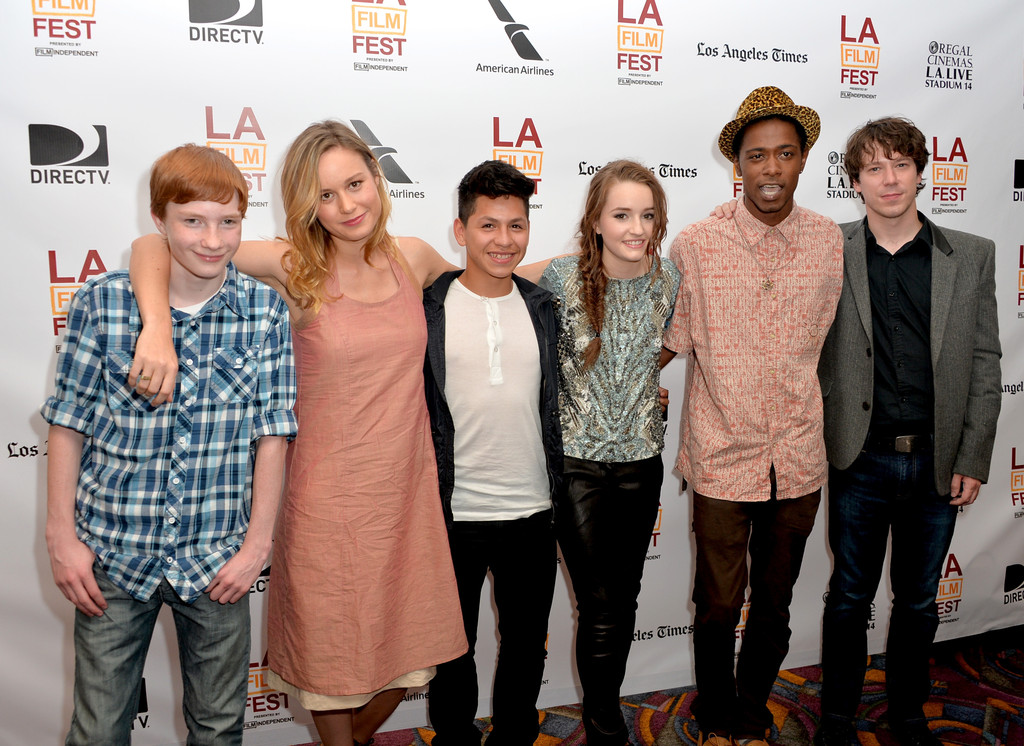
[428,509,556,746]
[820,445,957,725]
[67,567,250,746]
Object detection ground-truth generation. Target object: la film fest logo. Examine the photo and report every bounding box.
[930,135,969,215]
[349,120,424,198]
[924,41,974,91]
[616,0,664,84]
[49,249,108,339]
[839,15,880,99]
[936,553,964,622]
[1003,564,1024,606]
[1010,447,1024,519]
[28,123,110,185]
[205,107,269,204]
[647,503,663,562]
[189,0,264,45]
[825,150,859,200]
[351,0,408,72]
[493,116,543,197]
[1017,243,1024,316]
[32,0,98,57]
[245,652,293,728]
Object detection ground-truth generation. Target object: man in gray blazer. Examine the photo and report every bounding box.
[814,118,1002,746]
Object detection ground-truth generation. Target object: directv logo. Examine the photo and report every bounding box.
[28,124,110,185]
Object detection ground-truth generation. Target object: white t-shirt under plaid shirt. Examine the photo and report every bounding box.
[41,265,297,603]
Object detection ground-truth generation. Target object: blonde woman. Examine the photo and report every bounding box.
[128,121,465,746]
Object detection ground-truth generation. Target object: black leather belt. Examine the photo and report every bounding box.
[865,432,931,453]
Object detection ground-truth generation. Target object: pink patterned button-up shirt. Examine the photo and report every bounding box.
[664,201,843,501]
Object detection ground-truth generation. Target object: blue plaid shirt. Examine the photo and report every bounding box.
[41,265,297,603]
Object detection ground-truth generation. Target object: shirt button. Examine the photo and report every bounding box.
[168,516,176,524]
[235,357,243,364]
[179,436,187,445]
[172,477,180,484]
[165,556,174,564]
[185,358,194,366]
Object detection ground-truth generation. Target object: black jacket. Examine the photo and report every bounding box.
[423,270,563,527]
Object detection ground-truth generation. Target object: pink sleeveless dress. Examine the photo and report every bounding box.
[267,254,466,702]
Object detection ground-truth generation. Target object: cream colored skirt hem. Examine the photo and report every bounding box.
[267,667,436,710]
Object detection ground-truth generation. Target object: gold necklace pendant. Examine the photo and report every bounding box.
[762,278,774,291]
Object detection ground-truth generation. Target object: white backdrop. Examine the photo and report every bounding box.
[3,1,1024,744]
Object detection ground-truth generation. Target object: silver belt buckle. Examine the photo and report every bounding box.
[894,435,916,453]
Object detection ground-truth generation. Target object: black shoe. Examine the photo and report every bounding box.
[890,719,941,746]
[812,717,855,746]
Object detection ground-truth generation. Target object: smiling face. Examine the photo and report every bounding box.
[153,197,242,305]
[315,146,382,252]
[735,117,808,226]
[595,180,656,278]
[453,194,529,297]
[851,145,922,223]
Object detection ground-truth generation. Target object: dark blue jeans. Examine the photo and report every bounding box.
[428,509,556,746]
[820,445,957,725]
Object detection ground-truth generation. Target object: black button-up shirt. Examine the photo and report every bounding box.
[865,216,934,435]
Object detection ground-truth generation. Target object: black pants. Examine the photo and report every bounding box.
[556,455,663,745]
[428,509,556,746]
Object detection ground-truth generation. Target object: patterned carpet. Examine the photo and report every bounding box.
[311,626,1024,745]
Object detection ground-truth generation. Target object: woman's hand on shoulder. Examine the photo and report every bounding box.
[396,236,458,289]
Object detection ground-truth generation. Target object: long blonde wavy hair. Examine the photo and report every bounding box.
[577,160,668,369]
[278,120,395,311]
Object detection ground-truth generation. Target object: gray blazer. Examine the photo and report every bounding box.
[817,215,1002,492]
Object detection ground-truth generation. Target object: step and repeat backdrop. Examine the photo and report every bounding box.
[2,1,1023,744]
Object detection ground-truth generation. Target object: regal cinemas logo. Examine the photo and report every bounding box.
[1004,564,1024,606]
[246,653,293,725]
[493,117,542,196]
[839,15,879,98]
[352,0,407,63]
[189,0,264,45]
[616,0,663,80]
[825,150,858,200]
[32,0,97,54]
[936,553,963,620]
[29,124,109,185]
[49,249,107,339]
[1010,447,1024,518]
[205,107,268,199]
[930,136,968,214]
[924,41,973,91]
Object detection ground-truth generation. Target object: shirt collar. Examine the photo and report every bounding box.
[735,198,801,248]
[170,262,248,323]
[864,211,933,256]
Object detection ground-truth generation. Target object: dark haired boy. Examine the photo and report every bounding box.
[661,86,844,746]
[814,117,1001,746]
[424,160,562,746]
[42,144,297,745]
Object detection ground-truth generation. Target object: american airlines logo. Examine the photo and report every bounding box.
[487,0,542,61]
